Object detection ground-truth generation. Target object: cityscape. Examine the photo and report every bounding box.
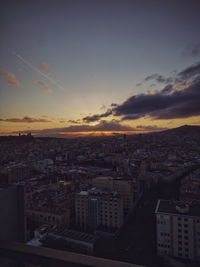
[1,1,200,267]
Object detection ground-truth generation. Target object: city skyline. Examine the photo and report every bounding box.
[1,0,200,137]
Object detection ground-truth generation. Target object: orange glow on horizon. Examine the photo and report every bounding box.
[0,130,155,137]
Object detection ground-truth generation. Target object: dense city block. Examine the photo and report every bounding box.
[1,125,200,266]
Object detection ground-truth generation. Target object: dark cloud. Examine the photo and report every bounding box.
[182,43,200,57]
[144,73,173,84]
[83,109,112,122]
[120,114,143,121]
[0,116,51,123]
[115,79,200,120]
[111,103,118,107]
[177,61,200,81]
[114,93,172,118]
[160,84,174,95]
[79,61,200,123]
[67,119,81,124]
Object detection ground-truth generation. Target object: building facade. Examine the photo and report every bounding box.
[92,176,134,216]
[75,188,124,231]
[155,199,200,261]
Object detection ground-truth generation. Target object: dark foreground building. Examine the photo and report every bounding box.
[0,185,26,266]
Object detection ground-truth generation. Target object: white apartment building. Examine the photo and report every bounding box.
[155,199,200,261]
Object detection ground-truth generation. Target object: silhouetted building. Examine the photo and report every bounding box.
[0,185,26,266]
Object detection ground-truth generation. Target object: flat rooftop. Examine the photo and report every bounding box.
[52,228,97,243]
[155,199,200,217]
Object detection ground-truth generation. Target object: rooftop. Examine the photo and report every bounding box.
[52,228,97,243]
[155,199,200,217]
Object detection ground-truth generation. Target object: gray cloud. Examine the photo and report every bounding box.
[81,61,200,122]
[115,79,200,120]
[144,73,173,84]
[115,81,200,119]
[177,61,200,81]
[83,109,112,122]
[120,114,143,121]
[67,119,81,124]
[0,116,51,123]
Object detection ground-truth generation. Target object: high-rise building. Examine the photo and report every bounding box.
[155,199,200,262]
[75,188,124,232]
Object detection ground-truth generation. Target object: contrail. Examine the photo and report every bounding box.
[13,51,64,91]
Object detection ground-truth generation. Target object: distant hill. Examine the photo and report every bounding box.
[159,125,200,136]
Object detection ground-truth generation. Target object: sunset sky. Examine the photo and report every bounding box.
[0,0,200,137]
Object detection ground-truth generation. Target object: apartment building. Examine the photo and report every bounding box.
[155,199,200,261]
[92,176,134,216]
[75,188,124,231]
